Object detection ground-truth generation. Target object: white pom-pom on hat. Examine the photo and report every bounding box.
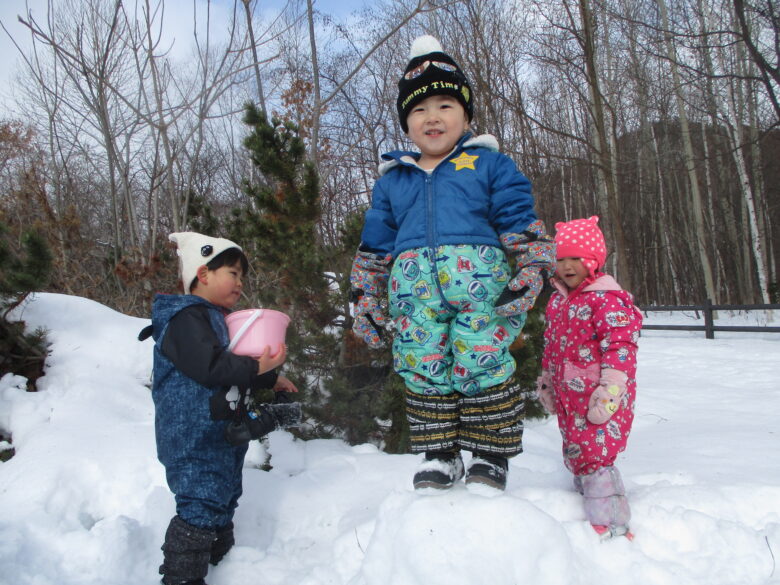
[409,35,443,59]
[397,34,471,133]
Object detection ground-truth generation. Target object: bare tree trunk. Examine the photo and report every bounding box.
[148,133,162,261]
[657,0,716,302]
[732,0,780,124]
[242,0,267,115]
[139,0,181,231]
[699,123,726,299]
[744,45,771,304]
[120,130,140,250]
[576,0,631,289]
[306,0,322,166]
[707,3,772,303]
[650,124,681,303]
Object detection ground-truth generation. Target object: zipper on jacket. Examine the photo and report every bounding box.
[425,167,458,313]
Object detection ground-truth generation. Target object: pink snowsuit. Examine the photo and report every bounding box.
[542,273,642,476]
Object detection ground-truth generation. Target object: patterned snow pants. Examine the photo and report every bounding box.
[405,378,525,455]
[389,245,527,455]
[554,362,635,476]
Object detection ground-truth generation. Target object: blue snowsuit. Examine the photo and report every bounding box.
[149,294,276,529]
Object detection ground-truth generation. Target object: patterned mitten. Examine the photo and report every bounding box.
[587,368,628,424]
[535,370,556,414]
[349,248,392,348]
[496,220,555,317]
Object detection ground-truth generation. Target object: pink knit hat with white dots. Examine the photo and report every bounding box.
[553,215,607,277]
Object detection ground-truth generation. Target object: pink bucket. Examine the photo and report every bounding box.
[226,309,290,358]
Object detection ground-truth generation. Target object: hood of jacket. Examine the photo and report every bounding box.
[377,132,499,176]
[550,273,624,299]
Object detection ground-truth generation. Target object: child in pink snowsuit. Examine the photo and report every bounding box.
[537,216,642,539]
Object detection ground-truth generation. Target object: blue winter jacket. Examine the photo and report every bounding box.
[148,294,276,460]
[361,133,538,258]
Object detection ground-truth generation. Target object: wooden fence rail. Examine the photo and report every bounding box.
[639,299,780,339]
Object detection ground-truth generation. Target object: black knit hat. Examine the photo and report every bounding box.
[396,36,473,133]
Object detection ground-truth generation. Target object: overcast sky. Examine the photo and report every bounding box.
[0,0,46,104]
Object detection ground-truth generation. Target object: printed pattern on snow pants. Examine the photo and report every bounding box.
[557,388,635,476]
[389,245,526,396]
[405,389,459,452]
[160,422,248,529]
[406,378,524,455]
[555,362,635,475]
[459,378,524,455]
[543,286,641,477]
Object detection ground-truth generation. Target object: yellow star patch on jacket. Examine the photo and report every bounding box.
[449,152,479,171]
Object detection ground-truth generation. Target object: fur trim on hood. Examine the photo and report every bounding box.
[378,133,499,176]
[551,273,623,298]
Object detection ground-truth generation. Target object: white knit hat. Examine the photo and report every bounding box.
[169,232,242,294]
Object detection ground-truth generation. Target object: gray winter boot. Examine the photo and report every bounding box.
[159,515,216,585]
[580,466,631,540]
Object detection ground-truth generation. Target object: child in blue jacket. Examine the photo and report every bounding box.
[141,232,300,585]
[350,36,554,492]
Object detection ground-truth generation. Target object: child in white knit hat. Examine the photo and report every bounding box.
[537,216,642,539]
[139,232,300,584]
[349,35,555,492]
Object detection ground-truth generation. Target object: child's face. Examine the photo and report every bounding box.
[406,95,469,167]
[193,261,244,309]
[556,257,588,290]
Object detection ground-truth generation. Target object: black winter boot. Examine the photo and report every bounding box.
[159,515,216,585]
[465,452,509,491]
[413,451,465,490]
[209,521,235,566]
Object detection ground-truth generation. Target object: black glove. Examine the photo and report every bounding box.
[273,390,294,404]
[223,402,302,446]
[224,406,274,445]
[268,401,302,428]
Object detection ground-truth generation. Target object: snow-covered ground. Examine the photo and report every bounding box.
[1,293,779,585]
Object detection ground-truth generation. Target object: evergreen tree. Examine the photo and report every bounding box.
[509,288,551,420]
[0,220,52,388]
[229,109,410,448]
[231,105,331,321]
[315,211,409,451]
[187,193,221,237]
[229,105,347,437]
[229,105,545,448]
